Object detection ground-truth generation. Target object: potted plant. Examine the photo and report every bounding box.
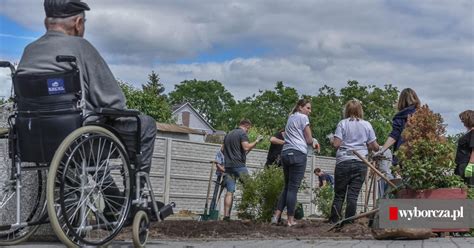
[393,105,466,232]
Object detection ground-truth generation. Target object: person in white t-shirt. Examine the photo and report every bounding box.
[271,98,319,227]
[328,100,380,223]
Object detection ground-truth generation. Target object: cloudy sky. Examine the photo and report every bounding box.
[0,0,472,134]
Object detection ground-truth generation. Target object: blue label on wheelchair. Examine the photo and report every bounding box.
[47,78,66,95]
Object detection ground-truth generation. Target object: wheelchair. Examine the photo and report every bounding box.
[0,56,174,247]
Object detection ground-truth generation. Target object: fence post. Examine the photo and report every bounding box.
[163,138,172,204]
[310,155,315,215]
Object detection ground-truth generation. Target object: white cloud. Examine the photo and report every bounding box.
[0,69,12,100]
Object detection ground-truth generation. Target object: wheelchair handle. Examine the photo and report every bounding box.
[56,55,77,63]
[0,61,11,67]
[0,61,16,74]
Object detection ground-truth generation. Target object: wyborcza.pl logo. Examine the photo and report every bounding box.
[388,206,463,221]
[379,199,474,228]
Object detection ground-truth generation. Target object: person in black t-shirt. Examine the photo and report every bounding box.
[454,110,474,186]
[222,119,263,221]
[265,129,285,167]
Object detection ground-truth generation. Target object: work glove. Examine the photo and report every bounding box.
[326,133,334,143]
[313,138,320,154]
[372,148,385,160]
[465,163,474,177]
[256,135,264,143]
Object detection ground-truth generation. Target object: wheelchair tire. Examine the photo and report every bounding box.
[1,134,47,245]
[0,169,46,246]
[132,210,150,248]
[47,126,132,248]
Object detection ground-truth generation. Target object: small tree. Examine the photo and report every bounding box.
[237,166,284,221]
[394,105,464,190]
[312,185,334,218]
[119,74,172,123]
[142,71,165,96]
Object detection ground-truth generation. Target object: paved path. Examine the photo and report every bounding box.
[9,238,474,248]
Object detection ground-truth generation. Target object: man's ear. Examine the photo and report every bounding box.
[74,16,84,36]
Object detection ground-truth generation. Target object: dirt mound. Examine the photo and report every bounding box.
[116,219,373,240]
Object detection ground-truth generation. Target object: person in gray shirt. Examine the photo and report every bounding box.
[16,0,157,172]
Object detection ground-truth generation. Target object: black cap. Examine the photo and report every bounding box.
[44,0,90,18]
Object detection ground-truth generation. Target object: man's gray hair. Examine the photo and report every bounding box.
[45,11,84,28]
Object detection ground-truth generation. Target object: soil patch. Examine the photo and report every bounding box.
[116,218,373,240]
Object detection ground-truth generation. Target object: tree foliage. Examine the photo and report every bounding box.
[183,80,399,157]
[311,81,398,156]
[119,71,172,122]
[235,82,299,134]
[168,79,236,129]
[117,70,402,159]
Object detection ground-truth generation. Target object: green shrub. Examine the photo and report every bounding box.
[312,185,334,218]
[395,105,465,190]
[468,188,474,200]
[237,165,284,221]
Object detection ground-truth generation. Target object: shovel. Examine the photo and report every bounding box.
[208,173,225,220]
[199,161,215,221]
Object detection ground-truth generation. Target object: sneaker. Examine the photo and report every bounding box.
[271,216,282,225]
[271,216,278,225]
[223,216,231,222]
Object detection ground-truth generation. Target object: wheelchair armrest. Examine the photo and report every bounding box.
[95,108,140,117]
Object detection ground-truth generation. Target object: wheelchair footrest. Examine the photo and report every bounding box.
[159,202,175,221]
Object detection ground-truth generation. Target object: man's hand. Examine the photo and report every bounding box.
[256,135,264,143]
[216,163,225,173]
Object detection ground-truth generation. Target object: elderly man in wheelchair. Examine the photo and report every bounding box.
[0,0,174,247]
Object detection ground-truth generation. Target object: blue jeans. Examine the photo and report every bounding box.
[276,149,307,216]
[224,166,249,193]
[329,159,367,223]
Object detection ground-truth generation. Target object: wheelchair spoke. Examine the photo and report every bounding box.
[50,128,131,247]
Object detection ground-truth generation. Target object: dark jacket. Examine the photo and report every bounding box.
[389,105,417,164]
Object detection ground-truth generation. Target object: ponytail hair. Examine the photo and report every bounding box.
[291,98,311,114]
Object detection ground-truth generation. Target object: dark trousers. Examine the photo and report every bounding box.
[104,115,157,217]
[329,159,367,223]
[113,115,157,173]
[276,149,307,216]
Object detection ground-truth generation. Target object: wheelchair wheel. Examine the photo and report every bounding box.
[0,137,47,245]
[132,210,150,248]
[47,126,132,247]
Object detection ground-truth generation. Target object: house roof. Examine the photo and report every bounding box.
[171,102,216,132]
[156,123,204,135]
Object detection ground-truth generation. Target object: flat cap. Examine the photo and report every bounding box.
[44,0,90,18]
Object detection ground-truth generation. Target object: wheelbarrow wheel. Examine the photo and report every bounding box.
[133,210,150,248]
